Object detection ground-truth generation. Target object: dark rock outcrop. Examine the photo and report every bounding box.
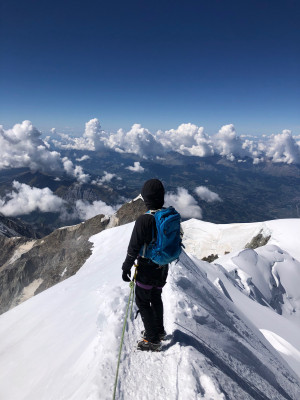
[112,196,147,226]
[0,198,147,314]
[0,213,41,238]
[202,254,219,263]
[245,231,271,249]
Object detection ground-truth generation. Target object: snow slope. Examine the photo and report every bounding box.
[183,218,300,378]
[182,218,300,262]
[0,221,300,399]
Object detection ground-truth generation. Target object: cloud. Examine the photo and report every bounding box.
[213,124,247,161]
[62,158,90,184]
[76,155,90,162]
[50,118,300,165]
[6,120,300,172]
[241,139,265,164]
[0,181,65,217]
[0,180,120,221]
[0,121,91,183]
[83,118,107,150]
[194,186,222,202]
[52,120,164,158]
[52,136,91,151]
[165,187,202,219]
[126,162,145,173]
[91,171,119,186]
[74,199,118,220]
[156,123,214,157]
[265,130,300,164]
[0,120,62,172]
[53,119,107,151]
[107,124,165,157]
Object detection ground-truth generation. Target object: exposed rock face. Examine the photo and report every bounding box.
[0,198,147,314]
[0,236,30,267]
[245,231,271,249]
[202,254,219,263]
[110,197,147,226]
[0,213,41,238]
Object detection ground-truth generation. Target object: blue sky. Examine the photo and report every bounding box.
[0,0,299,135]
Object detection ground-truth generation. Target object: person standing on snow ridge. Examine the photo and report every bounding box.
[122,179,168,351]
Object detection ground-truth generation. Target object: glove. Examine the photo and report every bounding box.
[122,270,131,282]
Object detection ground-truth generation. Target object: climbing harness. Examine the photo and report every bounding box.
[112,264,138,400]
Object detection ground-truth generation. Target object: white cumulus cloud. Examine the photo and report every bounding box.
[53,119,107,151]
[213,124,247,161]
[62,158,90,184]
[7,119,300,170]
[50,118,300,165]
[83,118,107,151]
[126,162,145,173]
[75,199,118,220]
[107,124,165,157]
[76,155,90,162]
[194,186,222,202]
[156,123,214,157]
[0,121,62,172]
[0,181,65,217]
[165,187,202,219]
[92,171,119,186]
[0,121,91,183]
[52,120,164,158]
[265,130,300,164]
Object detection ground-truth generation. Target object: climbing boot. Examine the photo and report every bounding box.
[137,338,161,352]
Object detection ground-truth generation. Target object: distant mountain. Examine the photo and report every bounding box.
[0,198,146,314]
[0,152,300,233]
[0,213,41,238]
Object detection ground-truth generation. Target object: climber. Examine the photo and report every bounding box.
[122,179,172,351]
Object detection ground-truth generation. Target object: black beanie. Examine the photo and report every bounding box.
[141,179,165,210]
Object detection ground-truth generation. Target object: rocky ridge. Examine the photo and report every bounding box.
[0,213,41,239]
[0,198,147,315]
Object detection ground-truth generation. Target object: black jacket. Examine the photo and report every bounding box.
[122,179,168,286]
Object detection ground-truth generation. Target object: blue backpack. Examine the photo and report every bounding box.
[140,207,182,265]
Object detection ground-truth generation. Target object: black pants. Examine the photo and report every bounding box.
[135,284,164,342]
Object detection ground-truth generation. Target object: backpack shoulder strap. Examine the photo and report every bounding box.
[141,209,162,257]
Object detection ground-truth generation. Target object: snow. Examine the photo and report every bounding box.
[182,219,271,259]
[182,218,300,262]
[260,329,300,370]
[182,218,300,378]
[10,278,44,308]
[4,239,36,266]
[266,219,300,261]
[0,219,300,399]
[199,375,225,399]
[200,251,300,377]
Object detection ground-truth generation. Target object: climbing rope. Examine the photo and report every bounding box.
[112,264,138,400]
[130,265,138,318]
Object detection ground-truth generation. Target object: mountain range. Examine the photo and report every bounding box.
[1,150,300,233]
[0,202,299,399]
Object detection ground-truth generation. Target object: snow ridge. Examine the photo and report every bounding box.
[0,221,300,399]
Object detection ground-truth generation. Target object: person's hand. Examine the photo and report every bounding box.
[122,270,131,282]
